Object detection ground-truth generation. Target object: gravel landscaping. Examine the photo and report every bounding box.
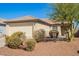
[0,38,79,56]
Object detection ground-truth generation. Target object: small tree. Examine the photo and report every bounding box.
[49,3,79,41]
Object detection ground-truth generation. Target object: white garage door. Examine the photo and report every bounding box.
[7,23,33,39]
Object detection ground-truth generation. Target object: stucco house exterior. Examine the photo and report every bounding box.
[0,16,68,39]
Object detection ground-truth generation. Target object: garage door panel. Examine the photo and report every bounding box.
[9,26,32,38]
[7,22,33,39]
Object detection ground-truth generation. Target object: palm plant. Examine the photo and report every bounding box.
[49,3,79,41]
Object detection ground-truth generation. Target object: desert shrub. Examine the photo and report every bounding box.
[11,32,23,37]
[5,35,10,45]
[33,29,45,42]
[49,30,59,38]
[7,36,22,49]
[21,33,27,42]
[5,32,26,49]
[25,39,36,51]
[12,32,26,42]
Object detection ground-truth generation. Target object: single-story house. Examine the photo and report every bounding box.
[0,16,68,39]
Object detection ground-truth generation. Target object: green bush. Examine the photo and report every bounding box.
[12,32,26,42]
[7,36,22,49]
[25,39,36,51]
[49,30,59,38]
[11,32,23,37]
[5,32,26,49]
[33,29,45,42]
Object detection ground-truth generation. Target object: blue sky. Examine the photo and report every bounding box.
[0,3,53,19]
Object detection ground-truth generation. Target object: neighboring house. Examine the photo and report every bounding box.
[0,19,6,35]
[0,16,68,39]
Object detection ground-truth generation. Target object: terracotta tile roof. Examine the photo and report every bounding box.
[41,18,68,25]
[3,16,68,25]
[41,18,53,24]
[41,18,61,25]
[4,16,51,25]
[0,18,6,24]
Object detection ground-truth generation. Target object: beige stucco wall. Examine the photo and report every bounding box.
[6,22,34,39]
[34,22,52,37]
[57,26,61,36]
[6,22,52,38]
[5,21,62,39]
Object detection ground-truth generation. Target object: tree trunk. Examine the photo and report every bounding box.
[69,32,74,41]
[69,24,75,42]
